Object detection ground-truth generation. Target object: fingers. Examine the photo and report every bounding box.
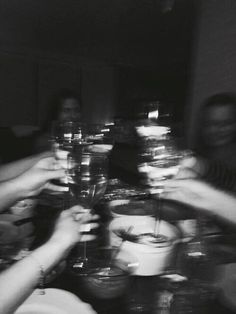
[54,149,69,161]
[44,168,67,181]
[161,188,186,203]
[163,178,196,189]
[36,156,67,171]
[68,206,100,241]
[179,156,197,168]
[79,218,99,242]
[38,151,54,159]
[69,205,89,215]
[35,157,56,169]
[69,206,99,223]
[45,182,69,193]
[80,234,97,242]
[161,179,193,202]
[56,206,100,244]
[175,167,198,180]
[80,222,99,232]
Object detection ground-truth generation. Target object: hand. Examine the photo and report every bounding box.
[51,206,99,246]
[161,178,230,213]
[174,156,210,180]
[15,156,68,197]
[138,156,199,188]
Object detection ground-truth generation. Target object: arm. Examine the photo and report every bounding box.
[176,156,236,192]
[162,178,236,225]
[0,206,98,314]
[0,156,67,213]
[0,151,52,182]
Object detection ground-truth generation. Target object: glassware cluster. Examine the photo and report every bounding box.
[51,121,112,275]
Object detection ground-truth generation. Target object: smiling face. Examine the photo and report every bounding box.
[202,103,236,147]
[58,97,81,122]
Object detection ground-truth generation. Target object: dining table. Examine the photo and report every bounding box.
[16,179,236,314]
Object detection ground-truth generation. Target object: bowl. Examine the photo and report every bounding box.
[84,265,129,299]
[109,217,179,276]
[108,199,156,218]
[82,248,137,299]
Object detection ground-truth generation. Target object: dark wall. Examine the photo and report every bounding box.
[0,52,81,126]
[0,51,117,127]
[188,0,236,145]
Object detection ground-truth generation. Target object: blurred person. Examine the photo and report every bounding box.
[34,89,82,153]
[162,178,236,225]
[0,205,98,314]
[0,153,98,313]
[152,156,236,226]
[195,93,236,170]
[43,88,81,125]
[0,151,68,213]
[0,89,81,163]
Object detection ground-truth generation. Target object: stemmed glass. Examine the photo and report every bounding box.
[137,125,185,240]
[67,151,108,275]
[138,136,208,278]
[48,121,91,210]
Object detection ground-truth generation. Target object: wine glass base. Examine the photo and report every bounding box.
[69,257,91,276]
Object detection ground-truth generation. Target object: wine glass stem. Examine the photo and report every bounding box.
[154,193,162,236]
[83,241,87,261]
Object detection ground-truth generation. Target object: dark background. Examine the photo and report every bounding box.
[0,0,196,126]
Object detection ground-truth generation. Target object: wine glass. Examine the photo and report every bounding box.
[138,134,186,238]
[49,122,92,208]
[67,151,108,275]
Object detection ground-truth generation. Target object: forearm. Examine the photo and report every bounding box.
[196,158,236,192]
[0,237,73,314]
[0,152,51,182]
[205,190,236,225]
[0,179,24,212]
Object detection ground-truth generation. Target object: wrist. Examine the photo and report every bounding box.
[48,234,76,252]
[9,174,30,199]
[31,238,74,273]
[1,178,25,201]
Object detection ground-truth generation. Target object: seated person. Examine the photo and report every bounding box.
[0,151,68,212]
[195,93,236,171]
[34,89,82,153]
[158,156,236,226]
[0,153,98,313]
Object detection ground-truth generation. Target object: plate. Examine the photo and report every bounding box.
[15,288,97,314]
[215,263,236,311]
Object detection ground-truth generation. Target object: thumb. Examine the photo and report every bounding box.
[43,169,66,181]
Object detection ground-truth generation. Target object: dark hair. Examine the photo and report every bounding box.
[203,93,236,111]
[195,92,236,153]
[42,89,81,132]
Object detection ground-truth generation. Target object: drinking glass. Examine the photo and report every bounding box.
[67,151,108,275]
[49,122,92,209]
[138,137,187,237]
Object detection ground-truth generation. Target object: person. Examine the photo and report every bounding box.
[0,151,68,212]
[0,153,98,313]
[44,88,81,126]
[34,89,82,153]
[0,206,98,314]
[195,93,236,170]
[159,156,236,226]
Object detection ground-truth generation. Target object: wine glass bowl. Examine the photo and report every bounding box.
[67,152,108,207]
[81,247,136,299]
[67,151,109,275]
